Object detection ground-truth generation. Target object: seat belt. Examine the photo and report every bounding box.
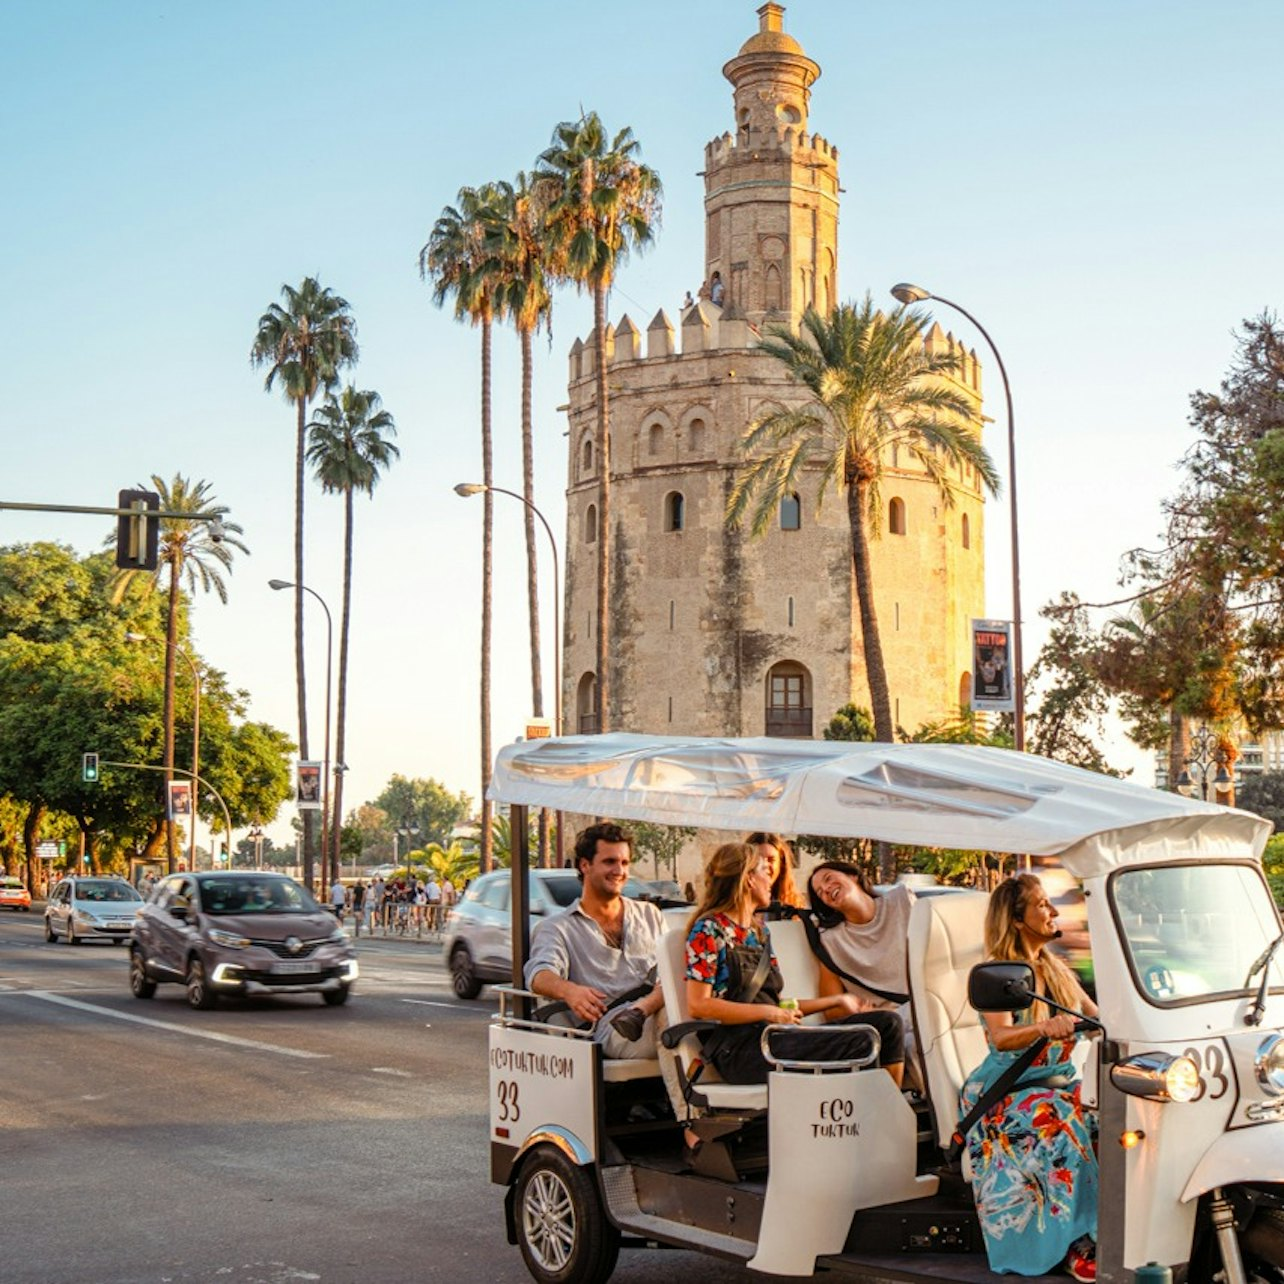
[946,1035,1048,1163]
[788,906,909,1006]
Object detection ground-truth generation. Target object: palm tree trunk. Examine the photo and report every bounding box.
[294,395,313,890]
[480,317,495,875]
[847,481,894,743]
[593,283,611,731]
[519,324,551,867]
[331,487,354,889]
[164,567,180,873]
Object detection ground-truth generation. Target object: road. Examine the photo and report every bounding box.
[0,911,770,1284]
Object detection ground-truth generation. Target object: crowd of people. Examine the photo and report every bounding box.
[328,873,458,937]
[525,823,1098,1282]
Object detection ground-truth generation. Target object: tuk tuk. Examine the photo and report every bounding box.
[486,734,1284,1284]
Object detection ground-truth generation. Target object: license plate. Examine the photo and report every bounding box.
[272,960,321,975]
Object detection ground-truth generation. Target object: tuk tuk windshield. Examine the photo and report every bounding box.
[1111,862,1284,1005]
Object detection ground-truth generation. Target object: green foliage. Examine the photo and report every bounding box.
[250,277,359,406]
[631,821,696,879]
[307,387,400,498]
[900,706,1012,748]
[372,775,472,850]
[424,841,477,888]
[822,704,875,742]
[1235,774,1284,833]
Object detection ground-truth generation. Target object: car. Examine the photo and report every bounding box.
[129,870,358,1009]
[44,876,143,944]
[0,875,32,912]
[443,868,659,1000]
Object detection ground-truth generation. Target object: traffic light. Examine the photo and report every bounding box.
[115,488,160,571]
[82,752,99,783]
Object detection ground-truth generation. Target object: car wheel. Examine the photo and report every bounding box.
[185,956,217,1009]
[66,920,79,946]
[44,917,56,943]
[450,946,483,1000]
[514,1144,620,1284]
[129,948,157,999]
[322,984,351,1007]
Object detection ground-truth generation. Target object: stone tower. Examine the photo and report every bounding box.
[562,5,987,742]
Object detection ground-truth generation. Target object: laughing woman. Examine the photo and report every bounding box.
[962,875,1099,1282]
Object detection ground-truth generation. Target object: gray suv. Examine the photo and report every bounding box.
[130,871,358,1009]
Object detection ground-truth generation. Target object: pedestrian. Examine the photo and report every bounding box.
[367,876,385,934]
[351,880,366,938]
[426,874,442,931]
[330,878,347,921]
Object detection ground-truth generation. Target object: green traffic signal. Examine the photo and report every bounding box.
[82,752,99,783]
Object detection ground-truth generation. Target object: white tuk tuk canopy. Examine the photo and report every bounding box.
[490,735,1270,880]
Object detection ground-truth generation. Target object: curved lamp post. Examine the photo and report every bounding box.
[127,632,201,869]
[1178,725,1233,802]
[269,578,333,895]
[891,283,1025,754]
[456,482,564,865]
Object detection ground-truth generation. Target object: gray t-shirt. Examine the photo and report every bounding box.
[819,882,915,1010]
[525,895,664,1046]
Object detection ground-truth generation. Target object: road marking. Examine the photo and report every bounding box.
[20,991,329,1059]
[371,1067,413,1077]
[400,998,493,1013]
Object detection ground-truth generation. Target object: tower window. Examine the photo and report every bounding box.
[687,418,705,454]
[584,503,597,544]
[577,672,599,735]
[581,436,594,476]
[647,423,664,457]
[962,513,971,549]
[664,491,685,533]
[780,492,801,531]
[889,497,907,536]
[787,596,795,628]
[765,661,812,738]
[669,600,675,631]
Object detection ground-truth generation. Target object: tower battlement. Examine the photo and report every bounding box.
[704,126,838,167]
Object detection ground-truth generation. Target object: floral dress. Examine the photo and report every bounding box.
[959,1009,1098,1275]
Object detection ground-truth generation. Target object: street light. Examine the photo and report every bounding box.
[249,823,265,870]
[456,481,564,864]
[1177,725,1233,802]
[396,824,421,877]
[890,283,1026,753]
[269,578,333,896]
[127,632,201,870]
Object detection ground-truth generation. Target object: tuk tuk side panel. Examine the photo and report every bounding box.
[748,1068,938,1278]
[488,1023,599,1178]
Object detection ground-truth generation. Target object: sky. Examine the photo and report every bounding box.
[2,1,1281,848]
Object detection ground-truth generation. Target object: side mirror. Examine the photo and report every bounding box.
[968,960,1036,1012]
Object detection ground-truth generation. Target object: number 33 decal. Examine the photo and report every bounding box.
[497,1079,521,1122]
[1181,1044,1230,1102]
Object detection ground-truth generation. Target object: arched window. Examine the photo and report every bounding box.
[580,435,594,477]
[765,661,812,738]
[647,423,664,457]
[764,264,782,311]
[664,491,685,533]
[577,672,599,734]
[780,492,801,531]
[888,497,907,536]
[961,513,971,549]
[687,418,705,455]
[584,503,597,544]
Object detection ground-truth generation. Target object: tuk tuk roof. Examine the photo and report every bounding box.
[490,735,1270,879]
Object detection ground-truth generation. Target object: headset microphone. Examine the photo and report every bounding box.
[1051,929,1063,939]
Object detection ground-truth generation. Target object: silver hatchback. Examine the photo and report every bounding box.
[44,876,143,945]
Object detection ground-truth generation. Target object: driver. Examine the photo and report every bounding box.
[525,822,665,1059]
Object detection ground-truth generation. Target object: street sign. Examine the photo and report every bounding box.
[525,719,552,740]
[35,841,58,859]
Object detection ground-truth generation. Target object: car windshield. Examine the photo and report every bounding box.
[535,874,654,909]
[0,877,22,888]
[74,880,142,903]
[195,875,319,916]
[1111,862,1284,1005]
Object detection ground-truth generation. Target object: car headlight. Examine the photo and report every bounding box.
[1110,1052,1201,1102]
[73,910,100,924]
[329,928,347,944]
[208,929,251,949]
[1255,1033,1284,1096]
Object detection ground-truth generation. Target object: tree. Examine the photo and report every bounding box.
[727,297,999,751]
[421,183,507,873]
[250,276,359,887]
[110,475,247,872]
[372,775,472,851]
[822,703,875,742]
[307,384,400,888]
[631,821,695,881]
[1235,772,1284,834]
[536,112,662,731]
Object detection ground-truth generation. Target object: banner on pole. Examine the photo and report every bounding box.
[167,779,193,820]
[971,619,1015,712]
[296,761,322,810]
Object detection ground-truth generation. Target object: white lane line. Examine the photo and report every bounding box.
[371,1067,413,1077]
[400,998,493,1013]
[19,991,329,1059]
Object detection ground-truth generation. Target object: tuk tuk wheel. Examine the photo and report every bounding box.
[514,1144,620,1284]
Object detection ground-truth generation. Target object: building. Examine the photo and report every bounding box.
[562,4,989,741]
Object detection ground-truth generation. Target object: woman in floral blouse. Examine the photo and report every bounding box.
[684,842,905,1086]
[961,875,1099,1282]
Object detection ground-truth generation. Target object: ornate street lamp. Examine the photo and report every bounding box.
[1177,725,1233,802]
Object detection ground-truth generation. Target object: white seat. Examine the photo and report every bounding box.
[906,890,989,1149]
[601,1057,661,1083]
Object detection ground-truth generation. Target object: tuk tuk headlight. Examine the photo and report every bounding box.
[1255,1034,1284,1097]
[1110,1052,1201,1103]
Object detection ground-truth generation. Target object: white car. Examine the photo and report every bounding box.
[44,876,144,945]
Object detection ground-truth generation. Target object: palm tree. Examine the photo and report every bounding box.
[536,113,662,731]
[421,183,507,873]
[111,475,247,872]
[306,385,399,890]
[250,277,358,889]
[728,297,1000,747]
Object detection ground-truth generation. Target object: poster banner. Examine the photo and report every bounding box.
[971,619,1015,712]
[167,779,193,820]
[296,761,322,810]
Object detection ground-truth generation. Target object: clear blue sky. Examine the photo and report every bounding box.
[3,1,1280,845]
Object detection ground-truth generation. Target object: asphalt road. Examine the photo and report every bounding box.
[0,911,772,1284]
